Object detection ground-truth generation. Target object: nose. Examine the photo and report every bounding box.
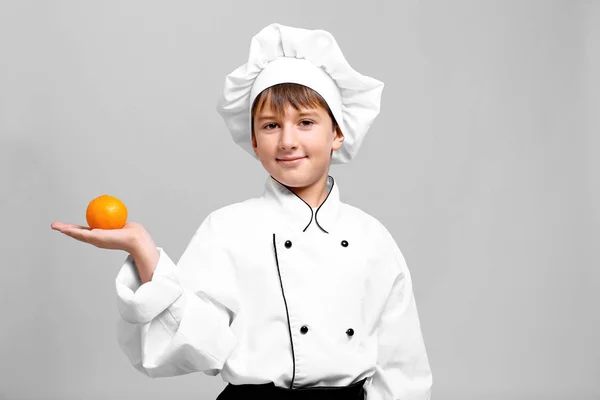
[279,122,299,150]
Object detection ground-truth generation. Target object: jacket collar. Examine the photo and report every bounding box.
[262,174,340,234]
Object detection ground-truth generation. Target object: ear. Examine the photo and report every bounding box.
[331,126,345,151]
[252,132,259,156]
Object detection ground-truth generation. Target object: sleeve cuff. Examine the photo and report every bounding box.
[115,247,183,324]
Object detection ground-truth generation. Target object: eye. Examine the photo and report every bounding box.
[300,120,314,127]
[263,123,278,130]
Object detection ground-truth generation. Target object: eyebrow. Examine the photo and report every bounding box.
[256,111,320,123]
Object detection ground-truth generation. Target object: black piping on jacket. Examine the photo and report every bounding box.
[269,175,336,388]
[270,175,335,234]
[272,233,296,389]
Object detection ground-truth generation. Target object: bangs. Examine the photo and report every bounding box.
[251,83,338,133]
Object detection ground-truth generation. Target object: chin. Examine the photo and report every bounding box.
[271,174,302,188]
[268,169,306,188]
[261,157,324,188]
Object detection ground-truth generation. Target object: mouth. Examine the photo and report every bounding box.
[277,156,307,166]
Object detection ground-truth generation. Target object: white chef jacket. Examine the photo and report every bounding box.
[115,175,433,400]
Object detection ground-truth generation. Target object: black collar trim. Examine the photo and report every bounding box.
[269,175,335,234]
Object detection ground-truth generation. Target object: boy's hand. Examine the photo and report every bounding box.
[51,221,147,254]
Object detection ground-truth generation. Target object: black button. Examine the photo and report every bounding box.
[341,240,348,247]
[346,328,354,336]
[285,240,292,249]
[300,325,308,334]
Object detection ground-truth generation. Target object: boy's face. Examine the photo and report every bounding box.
[251,103,344,188]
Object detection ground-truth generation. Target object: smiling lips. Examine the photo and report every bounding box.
[277,156,306,166]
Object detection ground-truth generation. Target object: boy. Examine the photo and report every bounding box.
[53,23,433,399]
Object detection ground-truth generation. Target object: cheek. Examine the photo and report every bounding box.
[309,132,334,152]
[255,136,277,156]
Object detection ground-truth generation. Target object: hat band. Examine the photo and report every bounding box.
[248,57,343,130]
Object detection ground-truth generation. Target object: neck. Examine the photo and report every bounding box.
[287,174,329,208]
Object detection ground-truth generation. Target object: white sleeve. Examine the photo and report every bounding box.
[366,230,433,400]
[114,212,239,379]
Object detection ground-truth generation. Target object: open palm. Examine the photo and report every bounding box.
[51,221,144,253]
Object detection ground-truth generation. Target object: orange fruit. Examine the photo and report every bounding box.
[86,194,128,230]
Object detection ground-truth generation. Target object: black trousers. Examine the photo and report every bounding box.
[216,377,367,400]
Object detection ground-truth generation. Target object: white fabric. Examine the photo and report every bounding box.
[115,175,433,399]
[216,23,385,164]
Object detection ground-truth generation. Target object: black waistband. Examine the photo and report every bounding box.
[216,377,367,400]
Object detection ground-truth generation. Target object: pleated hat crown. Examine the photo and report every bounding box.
[216,23,384,164]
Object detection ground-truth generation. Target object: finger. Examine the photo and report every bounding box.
[51,222,67,230]
[61,227,93,243]
[62,223,91,230]
[52,222,91,232]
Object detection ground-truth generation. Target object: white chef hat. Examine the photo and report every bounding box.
[216,23,385,164]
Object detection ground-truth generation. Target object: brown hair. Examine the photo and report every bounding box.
[251,83,342,136]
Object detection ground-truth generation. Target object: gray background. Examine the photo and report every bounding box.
[1,0,598,399]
